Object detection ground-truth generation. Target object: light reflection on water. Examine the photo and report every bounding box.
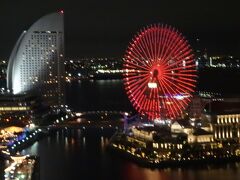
[56,131,60,144]
[19,78,240,180]
[70,138,75,146]
[77,129,81,137]
[65,137,68,150]
[121,162,240,180]
[19,129,240,180]
[82,136,86,148]
[21,141,39,155]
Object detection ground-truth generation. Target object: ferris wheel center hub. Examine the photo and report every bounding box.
[151,65,163,79]
[153,69,159,77]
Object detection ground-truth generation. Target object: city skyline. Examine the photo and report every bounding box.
[0,0,240,58]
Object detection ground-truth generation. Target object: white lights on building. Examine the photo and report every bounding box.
[148,82,157,89]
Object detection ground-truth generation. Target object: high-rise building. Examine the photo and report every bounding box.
[6,12,65,107]
[194,38,208,68]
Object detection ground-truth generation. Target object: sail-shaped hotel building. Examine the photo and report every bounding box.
[6,12,65,107]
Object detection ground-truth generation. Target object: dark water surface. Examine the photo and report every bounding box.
[65,80,133,111]
[65,69,240,113]
[21,129,240,180]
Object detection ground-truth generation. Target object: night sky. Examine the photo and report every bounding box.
[0,0,240,58]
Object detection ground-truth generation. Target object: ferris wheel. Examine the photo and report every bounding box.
[123,24,197,120]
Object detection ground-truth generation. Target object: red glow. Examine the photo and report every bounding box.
[123,24,197,120]
[60,10,64,14]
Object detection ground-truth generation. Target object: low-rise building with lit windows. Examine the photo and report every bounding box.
[187,128,214,143]
[171,120,193,134]
[204,101,240,141]
[131,126,155,141]
[0,94,49,125]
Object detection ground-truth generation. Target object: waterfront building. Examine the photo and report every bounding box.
[131,127,155,141]
[0,94,49,125]
[171,120,193,134]
[204,101,240,141]
[213,113,240,140]
[171,120,214,144]
[187,128,213,143]
[6,12,65,107]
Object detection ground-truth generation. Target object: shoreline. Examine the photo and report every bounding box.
[4,124,240,171]
[108,131,240,168]
[108,142,240,168]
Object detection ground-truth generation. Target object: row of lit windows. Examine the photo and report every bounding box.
[153,142,183,149]
[33,51,56,55]
[25,46,57,50]
[217,114,240,124]
[31,37,57,41]
[25,44,57,48]
[188,136,213,143]
[214,127,240,139]
[31,35,57,39]
[0,106,29,111]
[23,53,57,57]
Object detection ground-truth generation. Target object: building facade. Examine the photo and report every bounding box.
[212,114,240,141]
[0,94,49,125]
[204,100,240,142]
[7,12,65,107]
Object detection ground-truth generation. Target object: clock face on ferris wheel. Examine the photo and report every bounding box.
[123,24,197,120]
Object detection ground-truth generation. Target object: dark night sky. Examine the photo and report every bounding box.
[0,0,240,58]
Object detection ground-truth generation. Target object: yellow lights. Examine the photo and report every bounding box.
[0,106,29,111]
[152,142,183,150]
[235,149,240,156]
[177,144,183,149]
[2,126,24,133]
[153,143,159,148]
[217,114,240,125]
[218,143,223,148]
[76,112,83,117]
[97,69,135,74]
[148,82,157,89]
[65,77,71,82]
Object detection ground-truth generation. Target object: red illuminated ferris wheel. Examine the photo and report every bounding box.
[123,24,197,120]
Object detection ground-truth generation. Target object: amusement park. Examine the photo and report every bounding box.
[109,24,240,166]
